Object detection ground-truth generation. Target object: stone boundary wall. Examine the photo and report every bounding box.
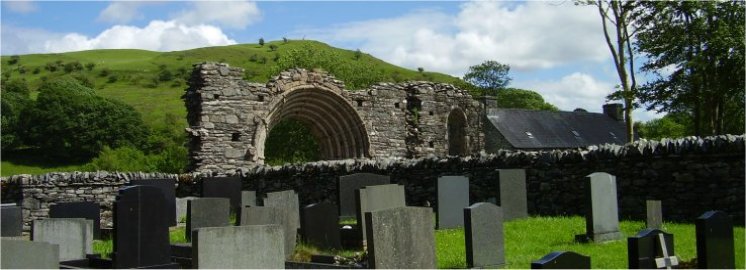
[3,135,743,229]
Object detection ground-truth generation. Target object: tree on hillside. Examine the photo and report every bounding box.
[463,60,512,97]
[259,38,265,47]
[497,88,559,111]
[1,79,31,150]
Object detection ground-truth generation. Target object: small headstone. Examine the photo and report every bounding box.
[241,190,257,208]
[437,175,470,229]
[695,210,735,269]
[356,184,406,242]
[531,251,591,269]
[175,197,197,224]
[1,204,22,237]
[646,200,663,229]
[186,198,231,241]
[241,206,294,259]
[338,173,390,218]
[112,185,175,268]
[263,190,300,230]
[627,228,677,269]
[192,225,284,269]
[300,202,341,250]
[464,202,504,268]
[365,207,436,269]
[201,176,242,213]
[127,178,177,226]
[497,169,528,221]
[575,172,621,243]
[32,218,93,261]
[0,239,60,269]
[49,201,102,239]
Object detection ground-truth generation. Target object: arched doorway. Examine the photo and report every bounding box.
[447,108,468,156]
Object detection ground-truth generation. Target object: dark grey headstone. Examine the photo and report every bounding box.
[192,225,284,269]
[113,185,173,268]
[531,251,591,269]
[497,169,528,221]
[355,184,406,242]
[32,218,93,261]
[646,200,662,229]
[300,202,341,250]
[1,204,22,237]
[263,190,300,230]
[127,178,176,226]
[627,228,676,269]
[176,197,197,224]
[465,202,504,268]
[186,198,231,241]
[338,173,390,218]
[241,206,294,259]
[49,201,102,239]
[0,239,59,269]
[696,210,735,269]
[576,172,621,243]
[437,175,469,229]
[201,176,242,213]
[365,207,436,269]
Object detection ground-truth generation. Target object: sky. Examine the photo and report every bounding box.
[1,0,666,121]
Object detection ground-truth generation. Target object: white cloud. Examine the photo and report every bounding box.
[173,1,261,29]
[97,2,147,24]
[4,0,37,14]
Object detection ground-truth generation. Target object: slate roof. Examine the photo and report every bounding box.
[487,109,628,149]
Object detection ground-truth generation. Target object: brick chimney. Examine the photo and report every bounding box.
[603,103,624,122]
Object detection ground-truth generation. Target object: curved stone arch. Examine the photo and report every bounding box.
[447,107,469,156]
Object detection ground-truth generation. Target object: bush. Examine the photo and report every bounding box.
[1,79,31,150]
[83,146,156,172]
[63,61,83,73]
[158,69,173,82]
[32,67,41,74]
[269,44,278,51]
[107,74,118,83]
[99,68,110,77]
[85,62,95,71]
[7,55,20,65]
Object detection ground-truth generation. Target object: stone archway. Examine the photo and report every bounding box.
[447,108,468,156]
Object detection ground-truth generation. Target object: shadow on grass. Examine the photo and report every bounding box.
[1,148,89,176]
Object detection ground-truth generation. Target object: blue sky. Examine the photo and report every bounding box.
[1,0,664,121]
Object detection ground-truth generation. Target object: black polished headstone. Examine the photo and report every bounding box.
[113,185,175,269]
[201,176,242,213]
[464,202,504,268]
[627,228,675,269]
[338,173,389,218]
[531,251,591,269]
[301,202,341,250]
[127,179,176,226]
[49,202,102,239]
[1,204,22,237]
[696,210,735,269]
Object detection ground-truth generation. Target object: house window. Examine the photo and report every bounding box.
[572,130,580,137]
[525,131,534,138]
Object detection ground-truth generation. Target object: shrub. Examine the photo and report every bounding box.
[269,44,278,51]
[85,62,96,71]
[107,74,118,83]
[32,67,41,74]
[1,79,31,150]
[7,55,20,65]
[83,146,156,172]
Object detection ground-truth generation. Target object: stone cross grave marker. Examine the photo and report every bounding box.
[695,210,735,269]
[338,173,390,218]
[0,239,60,269]
[627,228,676,269]
[497,169,528,221]
[32,218,93,261]
[654,233,679,269]
[175,196,197,224]
[49,201,101,239]
[300,202,341,250]
[365,207,436,269]
[186,198,231,241]
[437,175,469,229]
[201,176,242,214]
[192,225,285,269]
[241,206,294,259]
[646,200,663,229]
[356,184,406,243]
[464,202,504,268]
[127,178,176,227]
[1,203,22,237]
[530,251,591,269]
[575,172,621,243]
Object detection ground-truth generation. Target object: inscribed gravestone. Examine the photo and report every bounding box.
[32,218,93,261]
[263,190,300,230]
[301,202,341,250]
[192,225,284,269]
[113,185,175,269]
[1,204,22,237]
[127,179,176,226]
[338,173,390,218]
[646,200,663,230]
[49,201,101,239]
[531,251,591,269]
[0,239,59,269]
[356,184,406,242]
[575,172,621,243]
[627,228,676,269]
[186,198,231,241]
[464,202,504,268]
[695,210,735,269]
[365,207,436,269]
[437,176,469,229]
[241,206,294,259]
[201,176,242,213]
[497,169,528,221]
[176,197,197,224]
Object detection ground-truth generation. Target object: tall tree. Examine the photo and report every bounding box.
[463,60,512,97]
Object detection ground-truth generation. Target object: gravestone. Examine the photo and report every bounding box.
[365,207,436,269]
[49,201,102,239]
[356,184,406,242]
[32,218,93,261]
[0,239,60,269]
[300,202,341,250]
[241,206,294,259]
[113,185,176,268]
[238,191,257,225]
[1,203,22,237]
[575,172,621,243]
[646,200,663,229]
[531,251,591,269]
[627,228,677,269]
[192,225,284,269]
[175,197,197,224]
[695,210,735,269]
[338,173,390,218]
[127,178,176,226]
[437,175,469,229]
[186,198,231,241]
[497,169,528,221]
[263,190,300,231]
[201,176,242,213]
[464,202,504,268]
